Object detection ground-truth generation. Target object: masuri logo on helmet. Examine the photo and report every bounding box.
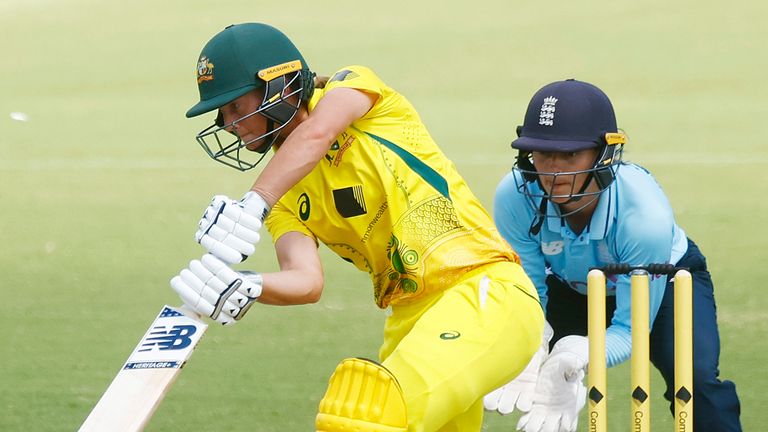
[258,60,303,82]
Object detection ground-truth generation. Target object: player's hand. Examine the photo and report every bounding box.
[484,321,554,415]
[195,191,270,264]
[516,335,588,432]
[170,253,263,325]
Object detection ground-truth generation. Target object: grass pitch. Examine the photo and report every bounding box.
[1,0,765,430]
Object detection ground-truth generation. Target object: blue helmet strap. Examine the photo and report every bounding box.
[529,197,548,236]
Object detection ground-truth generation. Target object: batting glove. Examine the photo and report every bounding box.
[517,335,588,432]
[195,191,270,264]
[170,253,263,325]
[485,321,554,415]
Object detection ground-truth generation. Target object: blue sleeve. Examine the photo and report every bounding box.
[605,174,675,367]
[606,273,668,367]
[494,172,548,310]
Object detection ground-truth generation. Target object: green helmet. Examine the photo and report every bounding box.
[187,23,313,117]
[187,23,315,171]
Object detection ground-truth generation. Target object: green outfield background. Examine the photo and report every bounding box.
[1,0,765,430]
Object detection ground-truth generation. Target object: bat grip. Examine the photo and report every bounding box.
[178,304,203,320]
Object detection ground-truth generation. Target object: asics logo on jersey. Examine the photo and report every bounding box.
[440,331,461,340]
[297,193,311,221]
[541,241,564,255]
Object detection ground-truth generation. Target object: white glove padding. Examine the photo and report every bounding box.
[170,253,263,325]
[195,191,270,264]
[484,321,555,415]
[516,335,589,432]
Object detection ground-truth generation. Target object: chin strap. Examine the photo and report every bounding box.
[559,171,596,206]
[529,169,598,236]
[529,197,548,236]
[562,149,606,205]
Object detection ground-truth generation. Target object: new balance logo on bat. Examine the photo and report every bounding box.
[121,306,206,371]
[139,325,198,352]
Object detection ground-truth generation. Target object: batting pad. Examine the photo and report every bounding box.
[316,358,408,432]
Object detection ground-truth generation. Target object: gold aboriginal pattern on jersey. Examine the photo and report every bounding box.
[377,196,462,305]
[399,196,461,245]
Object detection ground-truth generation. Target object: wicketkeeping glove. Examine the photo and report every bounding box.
[195,191,270,264]
[484,321,554,415]
[170,253,263,325]
[516,335,589,432]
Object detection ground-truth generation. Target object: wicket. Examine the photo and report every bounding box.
[587,265,693,432]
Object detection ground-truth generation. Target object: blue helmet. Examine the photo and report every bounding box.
[510,79,627,232]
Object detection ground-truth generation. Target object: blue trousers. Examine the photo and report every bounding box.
[546,239,742,431]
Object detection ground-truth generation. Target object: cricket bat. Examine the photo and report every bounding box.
[79,305,208,432]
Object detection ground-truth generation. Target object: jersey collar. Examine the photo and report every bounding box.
[544,184,615,241]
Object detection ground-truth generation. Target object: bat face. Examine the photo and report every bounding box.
[126,307,204,368]
[79,305,208,432]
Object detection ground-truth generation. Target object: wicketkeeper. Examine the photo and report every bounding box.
[485,79,742,431]
[169,23,544,431]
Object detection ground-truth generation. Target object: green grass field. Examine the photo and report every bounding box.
[2,0,765,430]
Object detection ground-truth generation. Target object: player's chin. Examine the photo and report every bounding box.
[547,183,575,198]
[547,193,573,204]
[245,139,271,154]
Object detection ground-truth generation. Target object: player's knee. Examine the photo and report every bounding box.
[316,358,408,432]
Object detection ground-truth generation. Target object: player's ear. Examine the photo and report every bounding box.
[314,75,330,89]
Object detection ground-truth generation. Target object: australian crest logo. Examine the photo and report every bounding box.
[197,56,214,84]
[539,96,558,126]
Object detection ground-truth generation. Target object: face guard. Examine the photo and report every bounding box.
[512,132,625,234]
[195,71,305,171]
[509,79,626,234]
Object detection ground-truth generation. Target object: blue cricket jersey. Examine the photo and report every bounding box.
[494,163,688,367]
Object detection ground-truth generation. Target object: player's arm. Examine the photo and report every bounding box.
[258,231,324,305]
[170,230,323,323]
[606,211,672,367]
[194,88,378,266]
[252,87,378,206]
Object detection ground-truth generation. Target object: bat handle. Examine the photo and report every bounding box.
[178,304,203,320]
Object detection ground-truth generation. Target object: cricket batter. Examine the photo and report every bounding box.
[169,23,544,431]
[485,79,742,431]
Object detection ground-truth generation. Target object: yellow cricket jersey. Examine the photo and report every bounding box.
[265,65,518,308]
